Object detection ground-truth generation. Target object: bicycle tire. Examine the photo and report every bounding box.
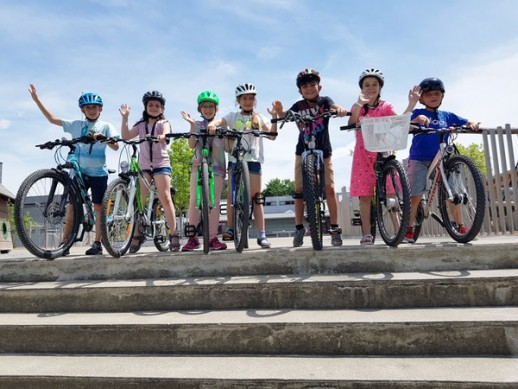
[101,177,135,258]
[201,161,210,253]
[152,197,171,252]
[376,159,410,246]
[233,160,250,253]
[438,155,485,243]
[303,153,324,250]
[14,169,81,260]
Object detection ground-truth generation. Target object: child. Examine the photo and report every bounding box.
[348,68,422,245]
[405,77,480,242]
[207,83,278,248]
[28,84,119,256]
[272,68,347,247]
[180,90,227,251]
[119,91,180,252]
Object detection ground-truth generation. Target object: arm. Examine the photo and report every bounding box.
[402,85,422,114]
[347,94,369,125]
[28,84,62,126]
[181,111,197,149]
[119,104,139,140]
[266,104,279,140]
[330,103,348,117]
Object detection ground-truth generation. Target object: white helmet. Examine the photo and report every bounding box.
[358,68,384,88]
[235,83,257,98]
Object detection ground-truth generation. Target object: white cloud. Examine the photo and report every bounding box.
[0,119,11,130]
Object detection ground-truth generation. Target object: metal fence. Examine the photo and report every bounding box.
[337,125,518,238]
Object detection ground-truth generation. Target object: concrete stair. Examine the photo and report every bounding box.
[0,239,517,387]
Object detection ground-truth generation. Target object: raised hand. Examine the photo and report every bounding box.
[119,104,131,118]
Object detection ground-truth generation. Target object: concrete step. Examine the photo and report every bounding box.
[1,269,517,313]
[1,307,517,355]
[1,240,517,283]
[0,354,517,388]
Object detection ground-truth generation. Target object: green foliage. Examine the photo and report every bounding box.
[169,139,194,213]
[456,143,487,176]
[264,178,295,197]
[7,201,35,248]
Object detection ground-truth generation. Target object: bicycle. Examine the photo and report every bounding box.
[409,124,486,243]
[167,130,220,254]
[218,127,278,253]
[100,136,176,258]
[272,110,341,250]
[14,135,102,260]
[340,114,411,246]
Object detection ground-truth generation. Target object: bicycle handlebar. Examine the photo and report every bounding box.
[409,124,482,135]
[271,110,350,128]
[35,135,99,150]
[217,128,278,139]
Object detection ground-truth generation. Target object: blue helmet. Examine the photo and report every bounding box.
[78,92,103,107]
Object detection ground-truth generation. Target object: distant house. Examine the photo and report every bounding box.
[0,162,15,253]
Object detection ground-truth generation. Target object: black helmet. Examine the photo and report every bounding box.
[296,68,321,88]
[419,78,445,93]
[142,90,166,106]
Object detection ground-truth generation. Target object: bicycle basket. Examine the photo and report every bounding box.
[360,113,411,152]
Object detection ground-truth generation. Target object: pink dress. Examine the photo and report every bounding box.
[350,101,397,196]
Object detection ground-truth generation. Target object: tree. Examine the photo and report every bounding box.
[264,178,295,197]
[456,143,487,176]
[169,138,194,213]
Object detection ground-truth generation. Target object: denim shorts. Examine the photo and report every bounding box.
[407,159,431,196]
[142,167,172,176]
[228,161,262,175]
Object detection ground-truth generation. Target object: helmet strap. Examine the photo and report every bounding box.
[241,108,253,114]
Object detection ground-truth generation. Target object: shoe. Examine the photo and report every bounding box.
[129,235,146,254]
[329,226,343,247]
[293,227,306,247]
[169,233,181,252]
[222,229,234,241]
[360,234,374,246]
[85,241,103,255]
[458,225,468,234]
[181,237,200,252]
[257,237,271,248]
[209,237,227,250]
[404,227,415,243]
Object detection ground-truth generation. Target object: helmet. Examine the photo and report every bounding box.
[78,93,103,107]
[419,77,445,93]
[142,90,166,106]
[197,90,220,106]
[358,68,384,88]
[296,68,321,88]
[235,83,257,98]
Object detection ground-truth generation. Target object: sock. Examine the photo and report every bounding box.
[295,224,304,230]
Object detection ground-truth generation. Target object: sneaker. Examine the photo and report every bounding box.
[404,227,415,243]
[257,237,271,248]
[181,237,200,252]
[85,241,103,255]
[293,227,306,247]
[222,229,234,241]
[360,234,374,246]
[209,237,227,250]
[458,225,468,234]
[329,226,343,247]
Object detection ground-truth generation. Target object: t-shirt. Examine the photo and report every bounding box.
[288,96,334,158]
[223,111,269,163]
[133,119,171,170]
[62,119,119,177]
[409,109,468,161]
[191,118,226,177]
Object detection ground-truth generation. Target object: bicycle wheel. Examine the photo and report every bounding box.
[14,169,81,260]
[101,177,136,258]
[438,155,485,243]
[376,159,410,246]
[201,161,210,253]
[152,197,170,252]
[303,153,324,250]
[232,161,250,253]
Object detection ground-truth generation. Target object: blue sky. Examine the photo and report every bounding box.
[1,0,518,195]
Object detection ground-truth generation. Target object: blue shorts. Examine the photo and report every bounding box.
[407,159,431,196]
[142,167,172,176]
[83,175,108,204]
[228,161,262,175]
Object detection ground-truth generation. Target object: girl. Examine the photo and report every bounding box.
[119,91,179,252]
[348,69,421,245]
[208,83,278,248]
[180,90,227,251]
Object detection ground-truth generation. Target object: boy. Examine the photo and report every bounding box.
[29,84,119,255]
[405,77,479,242]
[272,68,348,247]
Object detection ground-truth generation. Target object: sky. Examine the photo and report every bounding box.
[1,0,518,195]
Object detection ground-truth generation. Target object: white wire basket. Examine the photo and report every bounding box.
[360,113,411,152]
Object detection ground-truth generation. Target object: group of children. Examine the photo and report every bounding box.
[28,66,479,255]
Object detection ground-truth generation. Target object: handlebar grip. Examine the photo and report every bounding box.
[340,124,358,131]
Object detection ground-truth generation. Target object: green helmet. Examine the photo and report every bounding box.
[197,90,219,106]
